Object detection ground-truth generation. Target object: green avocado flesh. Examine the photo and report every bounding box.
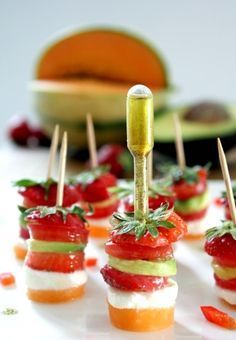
[212,262,236,280]
[28,240,85,253]
[175,189,210,214]
[108,255,176,276]
[154,106,236,142]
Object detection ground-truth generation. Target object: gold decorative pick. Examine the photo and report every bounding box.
[217,138,236,224]
[173,113,186,170]
[127,84,154,220]
[56,132,67,207]
[46,125,59,179]
[148,151,153,187]
[86,113,98,169]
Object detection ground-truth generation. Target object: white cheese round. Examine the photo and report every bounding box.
[215,285,236,305]
[107,279,178,309]
[24,266,87,290]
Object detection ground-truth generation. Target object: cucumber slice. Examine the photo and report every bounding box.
[175,189,210,214]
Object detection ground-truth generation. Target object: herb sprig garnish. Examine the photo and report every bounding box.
[18,205,88,223]
[2,308,18,316]
[160,163,211,184]
[206,220,236,241]
[111,204,174,240]
[221,185,236,200]
[69,165,109,188]
[13,178,56,198]
[109,179,173,200]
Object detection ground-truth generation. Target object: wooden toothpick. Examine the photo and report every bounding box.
[47,125,59,179]
[173,113,186,170]
[86,113,98,169]
[217,138,236,224]
[56,132,67,207]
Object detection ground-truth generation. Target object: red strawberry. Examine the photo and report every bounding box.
[80,173,117,203]
[25,251,84,273]
[20,184,79,207]
[97,144,132,178]
[205,234,236,262]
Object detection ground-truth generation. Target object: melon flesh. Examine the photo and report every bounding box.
[35,29,168,89]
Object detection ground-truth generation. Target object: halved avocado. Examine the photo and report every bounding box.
[154,102,236,167]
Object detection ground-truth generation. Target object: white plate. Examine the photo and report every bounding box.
[0,180,236,340]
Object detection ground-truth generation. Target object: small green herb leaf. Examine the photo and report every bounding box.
[206,220,236,241]
[69,165,109,188]
[111,203,174,240]
[2,308,18,315]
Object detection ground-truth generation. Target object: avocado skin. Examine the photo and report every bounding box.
[108,256,176,277]
[154,134,236,168]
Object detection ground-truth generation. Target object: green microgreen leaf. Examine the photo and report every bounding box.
[69,165,109,188]
[160,163,210,185]
[22,205,87,224]
[206,220,236,241]
[2,308,18,316]
[13,178,57,199]
[111,203,174,240]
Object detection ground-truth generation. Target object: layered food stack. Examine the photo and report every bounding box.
[170,165,210,239]
[23,133,89,303]
[101,85,187,331]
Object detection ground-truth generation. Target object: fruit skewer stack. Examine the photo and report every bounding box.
[101,85,187,331]
[23,133,89,303]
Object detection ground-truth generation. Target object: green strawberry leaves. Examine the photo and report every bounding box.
[206,220,236,241]
[111,204,174,240]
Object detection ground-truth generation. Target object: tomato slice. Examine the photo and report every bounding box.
[200,305,236,329]
[214,274,236,290]
[105,240,173,260]
[111,230,169,248]
[101,265,167,292]
[159,212,187,243]
[176,207,208,222]
[25,251,84,273]
[172,170,207,200]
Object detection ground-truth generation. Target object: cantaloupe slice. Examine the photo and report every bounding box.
[31,27,172,147]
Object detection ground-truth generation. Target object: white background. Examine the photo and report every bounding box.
[1,0,236,140]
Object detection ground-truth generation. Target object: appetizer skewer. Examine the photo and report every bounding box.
[13,126,79,260]
[23,133,89,303]
[72,114,119,240]
[101,85,187,332]
[169,114,210,239]
[205,139,236,305]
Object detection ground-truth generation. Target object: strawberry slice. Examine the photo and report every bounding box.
[25,251,84,273]
[200,306,236,329]
[214,274,236,290]
[79,173,117,203]
[205,234,236,263]
[101,265,167,292]
[27,212,89,244]
[20,184,79,207]
[159,212,188,243]
[105,240,173,260]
